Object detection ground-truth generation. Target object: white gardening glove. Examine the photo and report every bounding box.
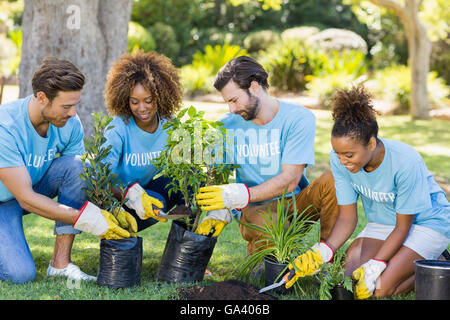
[123,183,167,222]
[285,242,334,289]
[352,259,387,299]
[73,201,131,239]
[195,183,250,211]
[195,209,232,237]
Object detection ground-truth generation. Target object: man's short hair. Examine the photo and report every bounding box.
[214,55,269,91]
[31,56,85,101]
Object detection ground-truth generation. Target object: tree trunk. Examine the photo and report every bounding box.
[369,0,431,119]
[19,0,132,135]
[404,0,431,119]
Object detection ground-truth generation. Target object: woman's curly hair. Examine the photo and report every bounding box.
[331,85,380,146]
[105,51,183,120]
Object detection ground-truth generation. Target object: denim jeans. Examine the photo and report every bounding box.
[0,155,87,283]
[125,175,187,232]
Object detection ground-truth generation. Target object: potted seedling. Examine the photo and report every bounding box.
[80,112,142,289]
[152,106,237,283]
[238,191,318,294]
[316,245,353,300]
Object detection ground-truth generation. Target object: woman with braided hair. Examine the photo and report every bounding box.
[284,85,449,299]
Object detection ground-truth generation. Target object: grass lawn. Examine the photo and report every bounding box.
[0,97,448,300]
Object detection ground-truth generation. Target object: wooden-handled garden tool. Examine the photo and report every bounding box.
[153,206,191,220]
[258,268,296,293]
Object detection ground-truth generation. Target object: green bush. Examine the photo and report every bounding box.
[180,63,214,97]
[180,43,248,96]
[311,49,368,78]
[371,64,450,114]
[149,22,180,62]
[306,72,357,108]
[243,30,281,53]
[0,32,20,77]
[258,33,367,93]
[127,21,156,53]
[259,39,316,92]
[192,43,248,76]
[304,49,368,108]
[430,38,450,85]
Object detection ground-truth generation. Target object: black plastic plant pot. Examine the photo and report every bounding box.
[97,237,143,289]
[263,256,292,295]
[156,221,217,283]
[414,260,450,300]
[330,283,354,300]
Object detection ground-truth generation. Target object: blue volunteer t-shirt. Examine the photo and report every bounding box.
[330,138,450,238]
[102,115,168,188]
[221,100,316,204]
[0,95,85,202]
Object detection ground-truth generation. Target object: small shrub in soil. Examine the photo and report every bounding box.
[176,280,277,300]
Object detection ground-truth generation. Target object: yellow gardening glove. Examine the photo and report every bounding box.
[196,220,227,237]
[196,183,249,211]
[113,208,138,237]
[124,183,167,222]
[140,193,167,222]
[195,209,231,237]
[285,242,334,289]
[352,259,387,300]
[352,267,371,300]
[73,201,131,239]
[100,211,132,239]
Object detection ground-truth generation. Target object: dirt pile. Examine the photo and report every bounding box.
[177,279,277,300]
[170,204,192,216]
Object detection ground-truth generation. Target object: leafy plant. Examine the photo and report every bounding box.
[238,190,318,287]
[316,245,353,300]
[79,112,126,214]
[152,105,237,232]
[127,21,156,53]
[306,71,358,108]
[243,30,280,53]
[312,49,367,78]
[148,22,180,61]
[180,63,215,97]
[0,33,19,77]
[180,43,248,96]
[193,43,248,76]
[371,64,450,113]
[259,40,316,92]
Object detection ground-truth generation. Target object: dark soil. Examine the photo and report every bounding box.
[169,204,192,216]
[177,279,277,300]
[162,205,193,220]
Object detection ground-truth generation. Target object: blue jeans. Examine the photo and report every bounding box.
[0,155,87,283]
[126,175,187,232]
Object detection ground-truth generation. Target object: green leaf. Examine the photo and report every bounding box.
[187,105,196,118]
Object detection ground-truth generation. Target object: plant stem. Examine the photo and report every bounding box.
[191,206,201,233]
[182,176,189,207]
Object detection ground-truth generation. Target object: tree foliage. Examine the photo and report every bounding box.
[152,106,237,232]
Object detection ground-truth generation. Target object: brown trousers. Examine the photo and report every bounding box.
[239,171,339,254]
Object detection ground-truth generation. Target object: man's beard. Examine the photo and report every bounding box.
[42,103,70,127]
[240,91,260,121]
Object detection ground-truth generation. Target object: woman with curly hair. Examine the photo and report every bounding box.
[284,85,449,299]
[102,50,185,231]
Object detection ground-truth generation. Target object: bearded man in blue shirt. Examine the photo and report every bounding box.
[195,56,340,255]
